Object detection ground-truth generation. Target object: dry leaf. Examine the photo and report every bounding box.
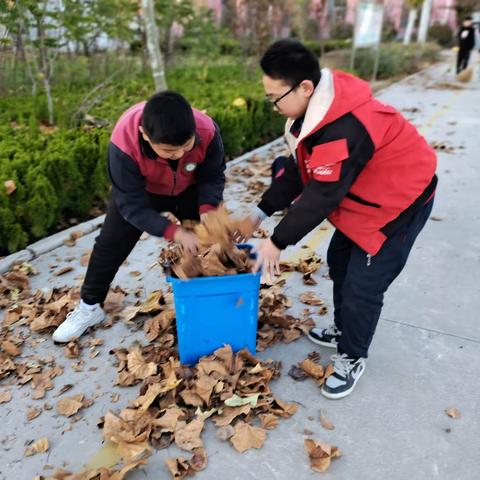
[212,405,251,427]
[4,179,16,195]
[230,421,267,453]
[1,340,21,356]
[127,347,157,379]
[54,266,74,276]
[259,413,279,430]
[216,425,235,441]
[64,341,81,358]
[320,410,335,430]
[304,438,341,473]
[0,390,12,403]
[299,292,325,306]
[24,437,49,456]
[27,407,42,421]
[445,407,460,419]
[299,359,324,379]
[174,419,204,451]
[56,395,84,416]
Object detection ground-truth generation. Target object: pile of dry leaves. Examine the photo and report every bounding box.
[0,211,339,478]
[160,206,254,280]
[105,343,297,479]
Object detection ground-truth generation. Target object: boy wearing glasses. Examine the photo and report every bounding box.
[53,91,225,343]
[238,39,437,399]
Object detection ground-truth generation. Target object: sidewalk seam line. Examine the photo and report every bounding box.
[381,317,480,344]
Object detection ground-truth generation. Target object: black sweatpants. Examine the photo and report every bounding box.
[456,48,471,74]
[81,186,200,305]
[328,197,434,358]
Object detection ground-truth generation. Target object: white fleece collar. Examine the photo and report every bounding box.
[284,68,335,156]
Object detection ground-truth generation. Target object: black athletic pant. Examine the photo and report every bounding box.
[457,48,471,74]
[328,198,434,358]
[81,186,199,305]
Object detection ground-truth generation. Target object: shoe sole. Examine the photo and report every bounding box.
[320,363,366,400]
[307,332,338,349]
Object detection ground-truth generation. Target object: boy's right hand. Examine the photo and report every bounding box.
[234,214,262,242]
[174,228,199,254]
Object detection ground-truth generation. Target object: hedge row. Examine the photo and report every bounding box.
[0,64,284,254]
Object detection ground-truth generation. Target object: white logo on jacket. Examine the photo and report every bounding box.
[313,165,334,176]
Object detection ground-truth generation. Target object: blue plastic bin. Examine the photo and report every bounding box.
[167,245,260,365]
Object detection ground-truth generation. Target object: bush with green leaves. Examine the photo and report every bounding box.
[428,23,454,48]
[343,42,441,80]
[0,62,284,254]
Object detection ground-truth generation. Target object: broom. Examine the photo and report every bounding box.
[456,67,473,83]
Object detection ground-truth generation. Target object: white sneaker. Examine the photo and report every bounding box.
[52,301,105,343]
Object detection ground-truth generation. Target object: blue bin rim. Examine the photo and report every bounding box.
[166,243,258,285]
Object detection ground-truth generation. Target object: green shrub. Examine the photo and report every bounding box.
[428,23,454,47]
[303,39,352,57]
[330,22,354,40]
[345,42,441,80]
[0,62,284,254]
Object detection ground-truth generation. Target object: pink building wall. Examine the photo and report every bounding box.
[346,0,457,33]
[199,0,458,38]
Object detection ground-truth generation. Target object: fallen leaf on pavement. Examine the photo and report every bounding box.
[230,421,267,453]
[300,292,325,306]
[24,437,49,456]
[445,407,460,419]
[56,395,86,417]
[216,425,235,441]
[127,346,157,379]
[0,390,12,403]
[26,407,42,421]
[304,438,341,472]
[259,413,279,430]
[299,359,324,380]
[174,419,205,451]
[320,410,335,430]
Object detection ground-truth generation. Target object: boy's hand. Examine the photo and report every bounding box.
[173,228,199,254]
[234,214,262,242]
[252,238,280,283]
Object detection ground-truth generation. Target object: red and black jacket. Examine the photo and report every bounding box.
[258,69,437,255]
[108,102,225,240]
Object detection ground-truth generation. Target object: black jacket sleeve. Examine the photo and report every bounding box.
[107,143,172,237]
[257,155,304,216]
[196,123,226,207]
[268,113,376,250]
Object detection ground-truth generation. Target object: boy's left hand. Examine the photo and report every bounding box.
[252,238,280,283]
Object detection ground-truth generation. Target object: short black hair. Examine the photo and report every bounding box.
[260,38,321,88]
[142,91,195,145]
[464,16,473,21]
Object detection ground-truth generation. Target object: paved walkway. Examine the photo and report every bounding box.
[1,56,479,479]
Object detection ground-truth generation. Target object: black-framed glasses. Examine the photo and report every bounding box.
[268,83,300,107]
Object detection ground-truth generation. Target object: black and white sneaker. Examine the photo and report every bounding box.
[307,324,341,349]
[321,354,366,400]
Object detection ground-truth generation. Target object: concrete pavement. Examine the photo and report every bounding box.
[1,55,479,480]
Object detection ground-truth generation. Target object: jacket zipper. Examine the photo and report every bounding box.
[171,169,177,195]
[366,254,372,267]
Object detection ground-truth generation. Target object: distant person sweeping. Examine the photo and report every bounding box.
[237,39,437,400]
[52,91,226,343]
[457,16,475,74]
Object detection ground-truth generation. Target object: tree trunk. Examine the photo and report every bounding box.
[36,17,54,124]
[417,0,433,43]
[403,8,417,45]
[140,0,167,91]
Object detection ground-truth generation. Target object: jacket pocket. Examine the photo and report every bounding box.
[345,192,381,208]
